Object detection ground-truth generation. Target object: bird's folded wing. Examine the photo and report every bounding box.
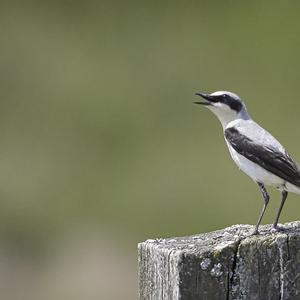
[225,127,300,187]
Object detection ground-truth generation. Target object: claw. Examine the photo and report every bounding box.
[271,224,285,233]
[251,228,259,236]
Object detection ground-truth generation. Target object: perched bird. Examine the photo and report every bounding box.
[194,91,300,234]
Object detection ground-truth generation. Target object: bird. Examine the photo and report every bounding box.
[194,91,300,235]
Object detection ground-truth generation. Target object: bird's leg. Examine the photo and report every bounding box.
[253,182,270,235]
[272,190,288,231]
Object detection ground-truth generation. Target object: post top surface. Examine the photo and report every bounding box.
[139,221,300,254]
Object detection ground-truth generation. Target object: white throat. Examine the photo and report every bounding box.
[208,106,240,129]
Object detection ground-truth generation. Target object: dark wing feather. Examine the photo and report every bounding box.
[225,127,300,187]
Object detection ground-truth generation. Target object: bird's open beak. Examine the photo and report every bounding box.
[194,92,215,106]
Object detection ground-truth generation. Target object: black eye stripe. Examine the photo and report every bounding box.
[218,95,242,112]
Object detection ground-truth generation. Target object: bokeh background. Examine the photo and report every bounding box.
[1,1,300,299]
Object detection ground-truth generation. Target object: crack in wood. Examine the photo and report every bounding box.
[139,222,300,300]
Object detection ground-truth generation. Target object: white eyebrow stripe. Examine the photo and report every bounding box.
[211,91,241,101]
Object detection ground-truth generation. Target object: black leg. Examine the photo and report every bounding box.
[253,182,270,235]
[273,190,288,230]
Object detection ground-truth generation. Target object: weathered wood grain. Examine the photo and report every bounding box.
[138,222,300,300]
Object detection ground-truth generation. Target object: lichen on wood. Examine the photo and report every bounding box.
[138,222,300,300]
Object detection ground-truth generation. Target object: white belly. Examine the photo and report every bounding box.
[226,142,285,187]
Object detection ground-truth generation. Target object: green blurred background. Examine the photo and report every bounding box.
[1,1,300,299]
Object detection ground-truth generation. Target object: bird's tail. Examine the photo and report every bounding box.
[286,182,300,195]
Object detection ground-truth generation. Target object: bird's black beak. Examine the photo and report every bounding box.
[194,92,215,106]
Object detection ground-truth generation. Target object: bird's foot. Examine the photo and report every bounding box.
[250,228,259,236]
[271,224,286,233]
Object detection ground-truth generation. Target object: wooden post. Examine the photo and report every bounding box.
[138,222,300,300]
